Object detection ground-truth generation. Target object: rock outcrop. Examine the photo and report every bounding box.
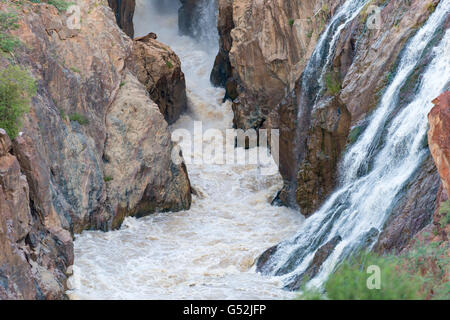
[0,0,191,299]
[428,91,450,195]
[108,0,136,38]
[131,34,188,124]
[0,130,73,300]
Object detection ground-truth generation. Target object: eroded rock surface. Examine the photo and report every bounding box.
[0,0,191,299]
[131,34,188,124]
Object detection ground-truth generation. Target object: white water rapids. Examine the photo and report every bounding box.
[66,0,303,300]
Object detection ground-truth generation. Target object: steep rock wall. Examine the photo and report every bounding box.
[0,0,191,299]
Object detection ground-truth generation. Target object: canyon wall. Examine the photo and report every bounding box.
[213,0,443,221]
[108,0,136,38]
[0,0,191,299]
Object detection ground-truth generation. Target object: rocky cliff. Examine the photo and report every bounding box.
[108,0,136,38]
[0,0,191,299]
[213,0,443,221]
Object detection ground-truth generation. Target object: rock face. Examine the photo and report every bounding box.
[428,91,450,195]
[285,235,342,291]
[0,130,73,300]
[214,0,443,216]
[0,0,191,299]
[131,34,188,124]
[104,72,191,229]
[108,0,136,38]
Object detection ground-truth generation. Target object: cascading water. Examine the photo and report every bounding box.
[261,0,450,290]
[66,0,303,299]
[292,0,370,204]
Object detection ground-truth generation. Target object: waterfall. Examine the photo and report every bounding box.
[291,0,370,205]
[261,0,450,290]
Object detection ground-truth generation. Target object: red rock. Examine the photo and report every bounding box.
[428,91,450,195]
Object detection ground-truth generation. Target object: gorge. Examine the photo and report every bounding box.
[0,0,449,300]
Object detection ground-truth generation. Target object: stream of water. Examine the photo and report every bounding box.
[67,0,303,300]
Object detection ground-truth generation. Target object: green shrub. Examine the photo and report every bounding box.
[0,65,36,138]
[0,11,21,53]
[438,201,450,228]
[104,176,114,182]
[47,0,72,13]
[324,252,425,300]
[324,71,341,95]
[347,126,362,144]
[69,112,89,125]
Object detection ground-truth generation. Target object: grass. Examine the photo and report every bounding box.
[47,0,73,13]
[297,243,449,300]
[69,112,89,125]
[438,201,450,228]
[0,64,36,139]
[0,11,21,53]
[324,71,341,95]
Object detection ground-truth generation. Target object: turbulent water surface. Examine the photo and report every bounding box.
[67,0,303,300]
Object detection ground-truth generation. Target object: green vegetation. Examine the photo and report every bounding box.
[70,66,81,74]
[347,126,362,144]
[324,71,341,95]
[426,2,437,14]
[165,60,173,69]
[0,11,20,53]
[104,175,114,182]
[47,0,73,13]
[0,64,36,138]
[69,112,89,125]
[438,201,450,228]
[289,19,295,27]
[324,252,424,299]
[297,243,449,300]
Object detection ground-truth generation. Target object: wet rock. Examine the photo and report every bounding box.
[255,244,279,274]
[104,72,191,229]
[296,96,351,216]
[374,156,440,254]
[284,235,342,291]
[108,0,136,38]
[210,0,234,87]
[131,35,188,124]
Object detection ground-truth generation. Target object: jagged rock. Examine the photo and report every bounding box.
[131,35,188,124]
[285,235,342,291]
[108,0,136,38]
[210,0,234,87]
[104,72,191,229]
[0,130,73,300]
[296,96,351,216]
[0,0,191,299]
[428,91,450,195]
